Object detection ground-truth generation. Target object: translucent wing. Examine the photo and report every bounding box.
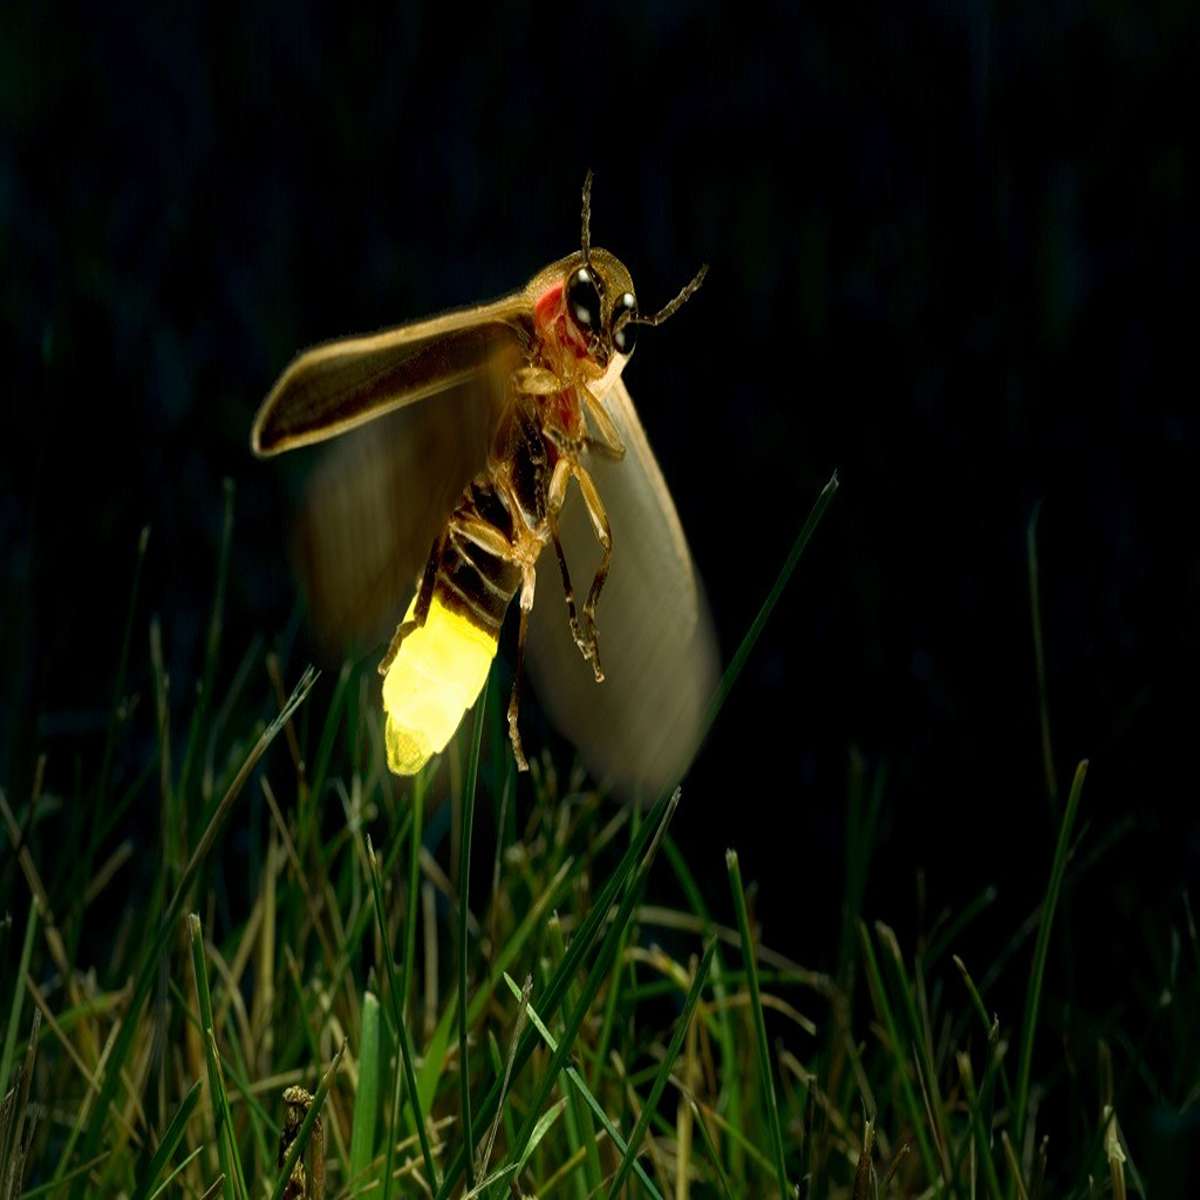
[251,295,531,456]
[285,326,526,658]
[254,292,531,655]
[525,375,719,798]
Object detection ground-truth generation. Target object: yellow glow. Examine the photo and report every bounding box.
[381,593,498,775]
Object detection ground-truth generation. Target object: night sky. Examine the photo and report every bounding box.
[4,1,1198,1177]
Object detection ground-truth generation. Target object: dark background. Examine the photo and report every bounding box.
[3,0,1197,1182]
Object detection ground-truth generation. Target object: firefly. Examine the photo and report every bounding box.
[251,174,717,796]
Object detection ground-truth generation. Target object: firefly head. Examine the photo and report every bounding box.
[558,170,708,370]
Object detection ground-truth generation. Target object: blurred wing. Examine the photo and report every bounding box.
[251,295,530,456]
[294,364,510,660]
[526,375,719,798]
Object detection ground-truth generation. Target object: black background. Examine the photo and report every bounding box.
[3,1,1197,1182]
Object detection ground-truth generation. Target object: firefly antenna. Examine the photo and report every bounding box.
[618,263,709,336]
[581,169,594,266]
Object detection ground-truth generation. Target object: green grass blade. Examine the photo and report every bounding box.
[953,954,1013,1112]
[958,1052,1004,1200]
[0,900,37,1097]
[458,671,489,1190]
[381,1057,402,1200]
[349,989,381,1187]
[702,471,838,741]
[727,850,790,1198]
[663,834,740,1161]
[416,853,575,1114]
[326,808,413,1017]
[856,919,938,1183]
[471,1098,569,1196]
[923,883,998,970]
[188,914,239,1200]
[402,766,429,1017]
[1027,500,1058,811]
[516,1097,567,1172]
[545,915,600,1200]
[687,1095,736,1200]
[147,1146,205,1200]
[874,923,949,1176]
[178,477,235,810]
[270,1041,346,1200]
[19,1151,111,1198]
[95,524,149,814]
[307,660,352,821]
[366,835,440,1192]
[166,979,275,1144]
[1013,758,1088,1149]
[606,938,715,1198]
[502,973,663,1200]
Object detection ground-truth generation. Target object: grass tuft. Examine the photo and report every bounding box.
[0,485,1188,1198]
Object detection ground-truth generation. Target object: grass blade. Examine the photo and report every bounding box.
[687,1094,736,1200]
[95,524,150,814]
[702,471,838,741]
[727,850,790,1198]
[606,938,715,1198]
[129,1079,203,1200]
[19,1151,110,1198]
[188,914,243,1200]
[958,1052,1004,1200]
[545,915,600,1200]
[0,901,37,1098]
[416,855,574,1114]
[178,478,235,810]
[348,989,381,1188]
[366,835,440,1192]
[1013,758,1088,1150]
[458,671,489,1190]
[402,766,430,1018]
[502,973,663,1200]
[148,1146,205,1200]
[1027,501,1058,811]
[856,920,938,1183]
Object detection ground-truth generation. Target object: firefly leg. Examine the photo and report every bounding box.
[545,456,598,670]
[572,465,612,683]
[378,532,443,675]
[507,567,536,773]
[544,422,623,463]
[550,522,589,662]
[582,388,627,461]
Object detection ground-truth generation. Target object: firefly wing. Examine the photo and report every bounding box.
[292,374,507,659]
[253,292,532,655]
[525,375,719,799]
[251,294,531,457]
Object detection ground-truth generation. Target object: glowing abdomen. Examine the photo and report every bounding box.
[382,591,500,774]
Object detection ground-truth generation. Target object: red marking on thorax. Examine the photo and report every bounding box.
[534,284,563,331]
[533,282,589,359]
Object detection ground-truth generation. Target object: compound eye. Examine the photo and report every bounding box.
[610,291,638,355]
[566,266,602,332]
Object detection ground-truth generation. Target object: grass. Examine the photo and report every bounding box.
[0,473,1194,1197]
